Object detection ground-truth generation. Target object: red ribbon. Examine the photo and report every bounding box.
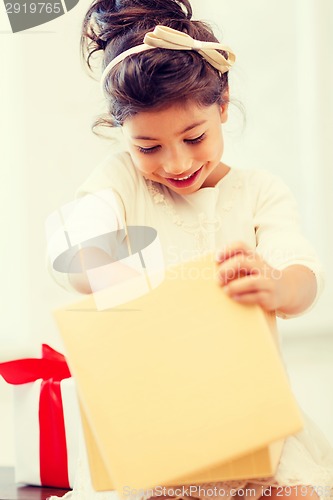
[0,344,72,488]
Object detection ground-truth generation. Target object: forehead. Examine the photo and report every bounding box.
[123,102,220,137]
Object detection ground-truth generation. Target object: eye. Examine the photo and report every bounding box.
[137,145,160,154]
[185,133,206,145]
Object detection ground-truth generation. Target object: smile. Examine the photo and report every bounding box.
[166,167,203,188]
[172,173,194,181]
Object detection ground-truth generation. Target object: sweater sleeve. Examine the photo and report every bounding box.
[250,170,324,318]
[46,152,137,293]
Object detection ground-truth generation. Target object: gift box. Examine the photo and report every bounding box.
[53,254,303,493]
[0,344,80,488]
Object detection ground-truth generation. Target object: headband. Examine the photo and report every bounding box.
[100,25,236,92]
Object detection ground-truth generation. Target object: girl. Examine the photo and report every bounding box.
[48,0,333,498]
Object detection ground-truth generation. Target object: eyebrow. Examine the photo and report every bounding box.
[132,120,207,141]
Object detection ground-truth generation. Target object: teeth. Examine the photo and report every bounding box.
[173,173,193,181]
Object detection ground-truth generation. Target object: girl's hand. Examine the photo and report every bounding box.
[216,242,286,312]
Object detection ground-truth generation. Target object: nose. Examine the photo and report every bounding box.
[162,146,192,176]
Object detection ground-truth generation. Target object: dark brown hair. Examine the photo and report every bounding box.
[81,0,230,131]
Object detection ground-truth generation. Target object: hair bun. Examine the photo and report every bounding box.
[110,0,192,21]
[84,0,192,41]
[112,0,192,21]
[82,0,193,69]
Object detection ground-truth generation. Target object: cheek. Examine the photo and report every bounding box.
[131,152,157,175]
[199,137,223,160]
[212,132,224,156]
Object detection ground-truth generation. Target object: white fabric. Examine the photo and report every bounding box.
[48,151,333,499]
[51,151,324,316]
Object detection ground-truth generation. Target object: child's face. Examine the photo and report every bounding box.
[122,101,228,195]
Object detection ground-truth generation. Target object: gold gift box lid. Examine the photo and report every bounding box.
[53,254,303,492]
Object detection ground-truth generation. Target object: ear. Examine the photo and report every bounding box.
[220,88,229,124]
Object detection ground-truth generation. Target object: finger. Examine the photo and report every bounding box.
[224,277,276,310]
[216,241,253,264]
[217,255,259,286]
[228,290,271,308]
[224,275,269,295]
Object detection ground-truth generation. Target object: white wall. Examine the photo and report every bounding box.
[191,0,333,336]
[0,0,112,359]
[0,0,332,465]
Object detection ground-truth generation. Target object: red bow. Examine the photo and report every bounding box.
[0,344,72,488]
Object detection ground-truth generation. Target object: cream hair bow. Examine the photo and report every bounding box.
[100,25,235,90]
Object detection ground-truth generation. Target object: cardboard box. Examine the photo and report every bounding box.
[54,255,303,493]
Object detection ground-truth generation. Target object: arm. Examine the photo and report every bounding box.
[67,247,112,294]
[67,246,142,295]
[215,171,324,318]
[216,242,317,316]
[47,153,144,295]
[47,189,126,294]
